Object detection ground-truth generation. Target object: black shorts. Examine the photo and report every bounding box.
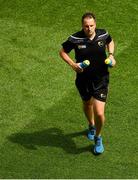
[75,75,109,102]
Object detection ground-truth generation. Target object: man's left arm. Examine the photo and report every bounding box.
[107,40,116,67]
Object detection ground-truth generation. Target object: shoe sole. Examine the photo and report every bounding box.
[93,148,104,155]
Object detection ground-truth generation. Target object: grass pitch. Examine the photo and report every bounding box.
[0,0,137,178]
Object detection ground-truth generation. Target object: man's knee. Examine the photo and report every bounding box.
[96,112,105,119]
[95,111,105,123]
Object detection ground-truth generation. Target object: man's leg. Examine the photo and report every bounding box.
[92,98,106,154]
[93,98,106,136]
[83,98,96,140]
[83,98,94,126]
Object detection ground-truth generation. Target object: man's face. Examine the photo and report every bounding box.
[82,18,96,38]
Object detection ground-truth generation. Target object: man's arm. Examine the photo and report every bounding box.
[106,40,116,67]
[59,48,83,73]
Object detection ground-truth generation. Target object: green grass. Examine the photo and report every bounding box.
[0,0,138,178]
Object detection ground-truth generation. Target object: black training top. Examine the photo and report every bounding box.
[62,29,112,79]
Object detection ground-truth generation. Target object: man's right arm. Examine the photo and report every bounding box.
[59,48,83,73]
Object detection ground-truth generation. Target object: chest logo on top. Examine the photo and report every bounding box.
[77,45,86,49]
[98,41,104,47]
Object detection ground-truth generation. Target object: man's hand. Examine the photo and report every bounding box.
[71,62,83,73]
[108,55,116,67]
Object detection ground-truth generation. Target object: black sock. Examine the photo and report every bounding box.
[89,124,96,130]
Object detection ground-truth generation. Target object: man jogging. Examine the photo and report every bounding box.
[59,12,116,154]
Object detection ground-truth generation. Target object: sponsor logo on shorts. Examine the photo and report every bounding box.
[100,93,106,99]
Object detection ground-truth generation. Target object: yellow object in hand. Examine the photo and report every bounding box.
[105,58,113,67]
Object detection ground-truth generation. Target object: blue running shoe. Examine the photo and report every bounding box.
[87,126,96,140]
[93,136,104,154]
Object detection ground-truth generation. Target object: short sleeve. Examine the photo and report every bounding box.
[106,34,112,44]
[62,40,75,53]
